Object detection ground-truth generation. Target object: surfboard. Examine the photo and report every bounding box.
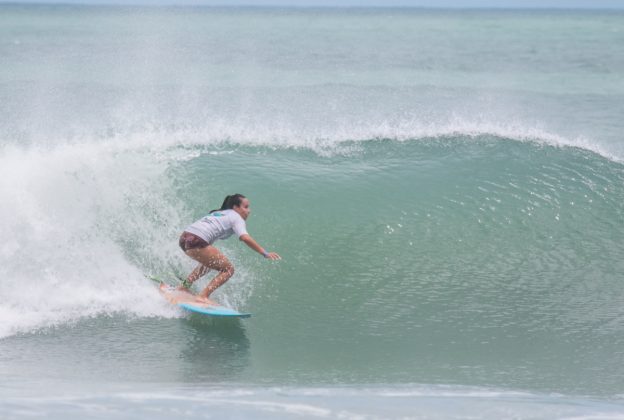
[157,282,251,318]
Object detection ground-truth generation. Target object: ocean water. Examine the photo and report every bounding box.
[1,5,624,418]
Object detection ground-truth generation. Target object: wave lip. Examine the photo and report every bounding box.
[13,116,614,163]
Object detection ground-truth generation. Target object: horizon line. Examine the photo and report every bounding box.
[2,1,624,9]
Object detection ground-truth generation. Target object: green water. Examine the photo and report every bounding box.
[1,5,624,418]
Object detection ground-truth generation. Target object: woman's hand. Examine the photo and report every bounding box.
[264,252,281,260]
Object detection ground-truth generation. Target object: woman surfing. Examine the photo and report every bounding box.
[178,194,281,303]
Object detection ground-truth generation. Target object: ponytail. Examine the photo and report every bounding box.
[210,193,246,213]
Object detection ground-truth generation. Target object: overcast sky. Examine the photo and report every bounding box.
[3,0,624,8]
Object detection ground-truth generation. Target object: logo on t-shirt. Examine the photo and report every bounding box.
[211,212,225,217]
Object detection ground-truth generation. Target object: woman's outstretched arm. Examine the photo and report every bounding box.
[240,234,281,260]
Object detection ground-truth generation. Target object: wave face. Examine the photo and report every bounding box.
[1,5,624,400]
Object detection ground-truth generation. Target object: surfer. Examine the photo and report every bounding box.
[178,194,281,303]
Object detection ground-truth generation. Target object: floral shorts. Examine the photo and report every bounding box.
[178,231,210,251]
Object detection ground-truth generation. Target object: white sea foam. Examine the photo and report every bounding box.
[3,385,624,420]
[0,143,183,338]
[18,112,618,162]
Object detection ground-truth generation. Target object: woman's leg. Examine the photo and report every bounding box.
[184,246,235,300]
[186,264,210,286]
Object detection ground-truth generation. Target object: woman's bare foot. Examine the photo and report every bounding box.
[194,295,219,306]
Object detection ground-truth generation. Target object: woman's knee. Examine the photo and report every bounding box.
[221,263,235,277]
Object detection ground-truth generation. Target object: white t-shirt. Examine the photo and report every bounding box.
[184,209,248,245]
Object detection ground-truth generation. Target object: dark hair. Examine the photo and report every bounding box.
[210,194,246,213]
